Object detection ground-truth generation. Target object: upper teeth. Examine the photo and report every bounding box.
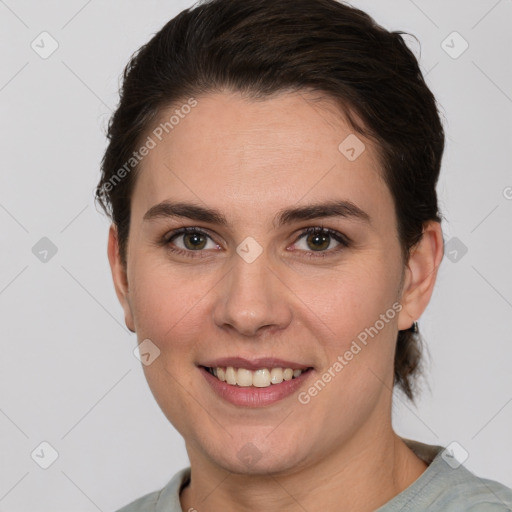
[210,366,304,388]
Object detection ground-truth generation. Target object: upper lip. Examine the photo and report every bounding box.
[199,357,311,371]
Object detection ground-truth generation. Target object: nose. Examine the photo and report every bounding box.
[213,251,293,338]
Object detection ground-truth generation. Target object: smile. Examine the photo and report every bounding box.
[199,357,314,407]
[204,366,310,388]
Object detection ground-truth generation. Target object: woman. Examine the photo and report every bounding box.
[96,0,512,510]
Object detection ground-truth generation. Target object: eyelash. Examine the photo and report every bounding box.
[162,226,350,259]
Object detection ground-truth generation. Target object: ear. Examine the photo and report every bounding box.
[397,221,444,330]
[107,223,135,333]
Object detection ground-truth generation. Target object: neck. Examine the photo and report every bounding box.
[180,426,427,512]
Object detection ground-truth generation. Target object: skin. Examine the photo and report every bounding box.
[108,90,444,512]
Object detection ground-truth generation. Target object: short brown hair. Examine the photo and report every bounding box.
[96,0,445,402]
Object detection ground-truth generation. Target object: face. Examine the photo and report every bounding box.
[112,90,420,476]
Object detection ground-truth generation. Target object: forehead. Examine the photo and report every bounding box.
[131,90,394,226]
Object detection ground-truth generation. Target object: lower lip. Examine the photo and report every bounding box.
[200,367,313,407]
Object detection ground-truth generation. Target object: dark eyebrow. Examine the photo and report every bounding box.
[274,200,370,227]
[143,201,229,225]
[143,199,371,227]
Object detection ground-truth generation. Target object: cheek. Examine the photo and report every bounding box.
[131,265,211,429]
[299,254,401,400]
[299,254,401,339]
[297,271,400,427]
[129,259,212,351]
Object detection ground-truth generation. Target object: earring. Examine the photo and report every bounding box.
[400,321,418,333]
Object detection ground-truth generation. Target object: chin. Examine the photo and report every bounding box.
[202,435,311,477]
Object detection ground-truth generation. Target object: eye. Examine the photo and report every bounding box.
[291,227,350,257]
[162,226,350,259]
[165,227,220,257]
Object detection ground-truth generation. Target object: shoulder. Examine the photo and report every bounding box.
[380,439,512,511]
[449,471,512,511]
[415,452,512,511]
[115,489,161,512]
[114,468,191,512]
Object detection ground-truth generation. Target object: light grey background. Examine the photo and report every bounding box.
[1,0,511,510]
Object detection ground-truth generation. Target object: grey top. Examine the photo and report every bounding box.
[116,438,512,511]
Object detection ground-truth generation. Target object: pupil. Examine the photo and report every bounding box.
[308,232,329,251]
[185,232,206,250]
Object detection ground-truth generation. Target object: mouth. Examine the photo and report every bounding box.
[201,365,313,388]
[198,357,315,407]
